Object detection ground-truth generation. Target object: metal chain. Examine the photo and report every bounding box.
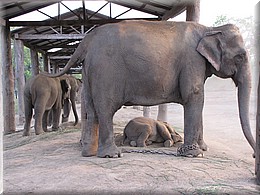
[121,147,178,156]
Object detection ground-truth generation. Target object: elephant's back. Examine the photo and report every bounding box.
[30,75,59,105]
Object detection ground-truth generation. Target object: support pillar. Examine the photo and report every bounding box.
[255,1,260,185]
[42,53,50,72]
[0,18,5,195]
[2,21,16,134]
[186,0,200,22]
[157,104,168,122]
[14,39,25,125]
[30,48,40,76]
[143,106,151,118]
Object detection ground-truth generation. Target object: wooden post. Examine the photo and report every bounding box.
[255,1,260,185]
[186,0,200,22]
[14,39,25,125]
[143,106,151,118]
[30,48,40,76]
[0,18,5,195]
[2,21,16,134]
[157,104,168,122]
[42,53,50,72]
[256,62,260,185]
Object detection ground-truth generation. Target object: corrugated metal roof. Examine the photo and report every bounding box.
[0,0,189,71]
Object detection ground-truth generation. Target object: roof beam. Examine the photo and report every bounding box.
[162,5,186,20]
[14,33,85,40]
[9,18,159,27]
[49,56,72,60]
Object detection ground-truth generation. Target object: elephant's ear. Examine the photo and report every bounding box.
[60,79,71,96]
[196,31,222,71]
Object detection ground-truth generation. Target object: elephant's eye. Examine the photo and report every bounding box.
[234,54,245,64]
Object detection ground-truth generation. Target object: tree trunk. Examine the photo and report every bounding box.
[14,39,25,125]
[2,23,16,134]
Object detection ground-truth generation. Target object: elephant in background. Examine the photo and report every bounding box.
[123,117,182,147]
[23,74,71,136]
[60,75,82,125]
[43,20,256,158]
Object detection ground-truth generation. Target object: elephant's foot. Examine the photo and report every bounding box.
[35,129,45,135]
[81,143,98,157]
[52,126,62,132]
[62,115,69,123]
[97,143,122,158]
[23,130,30,136]
[198,140,208,151]
[164,139,173,147]
[130,141,137,147]
[177,144,203,157]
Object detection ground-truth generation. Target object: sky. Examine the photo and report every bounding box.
[10,0,260,26]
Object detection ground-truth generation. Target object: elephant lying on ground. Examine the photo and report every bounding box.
[123,117,183,147]
[23,74,71,136]
[43,20,256,158]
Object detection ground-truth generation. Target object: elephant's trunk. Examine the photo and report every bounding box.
[71,98,79,126]
[235,65,256,155]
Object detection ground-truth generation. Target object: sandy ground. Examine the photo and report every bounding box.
[3,76,260,194]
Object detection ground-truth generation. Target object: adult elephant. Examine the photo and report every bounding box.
[60,75,81,126]
[43,20,256,158]
[23,74,71,136]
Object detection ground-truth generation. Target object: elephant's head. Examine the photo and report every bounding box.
[197,24,256,155]
[60,78,71,106]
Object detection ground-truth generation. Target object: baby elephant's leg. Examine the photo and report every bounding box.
[136,125,151,147]
[156,123,173,147]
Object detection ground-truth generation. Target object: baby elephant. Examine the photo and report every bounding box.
[123,117,183,147]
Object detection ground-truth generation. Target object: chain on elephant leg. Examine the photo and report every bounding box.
[176,143,203,157]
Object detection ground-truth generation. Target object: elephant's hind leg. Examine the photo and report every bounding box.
[96,111,122,158]
[81,86,99,157]
[23,104,33,136]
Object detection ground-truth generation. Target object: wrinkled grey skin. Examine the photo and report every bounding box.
[60,75,81,126]
[43,20,256,158]
[123,117,183,147]
[23,74,71,136]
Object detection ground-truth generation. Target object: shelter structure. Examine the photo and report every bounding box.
[0,0,200,133]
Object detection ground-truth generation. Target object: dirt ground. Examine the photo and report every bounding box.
[3,76,260,194]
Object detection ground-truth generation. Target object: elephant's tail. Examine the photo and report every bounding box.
[40,30,96,78]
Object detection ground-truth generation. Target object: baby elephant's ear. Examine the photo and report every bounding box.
[196,31,222,71]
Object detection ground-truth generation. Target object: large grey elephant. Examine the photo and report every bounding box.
[23,74,71,136]
[43,20,256,158]
[60,75,81,125]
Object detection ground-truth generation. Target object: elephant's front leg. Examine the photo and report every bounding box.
[197,115,208,151]
[177,95,204,157]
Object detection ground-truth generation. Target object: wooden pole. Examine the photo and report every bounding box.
[14,39,25,125]
[0,18,5,195]
[42,53,50,72]
[255,1,260,185]
[2,21,16,134]
[30,48,40,76]
[186,0,200,22]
